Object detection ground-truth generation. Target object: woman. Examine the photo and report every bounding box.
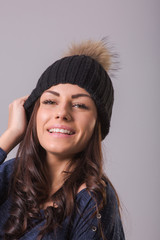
[0,40,125,239]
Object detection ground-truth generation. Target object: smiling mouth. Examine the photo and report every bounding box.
[48,128,75,135]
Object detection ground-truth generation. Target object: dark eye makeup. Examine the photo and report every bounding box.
[42,99,89,110]
[42,99,56,105]
[72,103,88,109]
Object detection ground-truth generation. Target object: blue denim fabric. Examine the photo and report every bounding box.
[0,148,125,240]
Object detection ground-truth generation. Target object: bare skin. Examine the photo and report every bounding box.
[0,95,87,209]
[0,96,28,153]
[36,84,97,204]
[0,84,97,209]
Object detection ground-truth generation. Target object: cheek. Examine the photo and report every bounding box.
[80,114,97,137]
[36,109,49,135]
[88,111,97,130]
[75,116,96,153]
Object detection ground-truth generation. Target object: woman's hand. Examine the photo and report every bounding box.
[0,96,29,154]
[8,96,28,139]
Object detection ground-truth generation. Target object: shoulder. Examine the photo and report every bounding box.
[100,181,120,219]
[77,183,87,194]
[76,181,118,207]
[73,181,125,239]
[73,182,117,226]
[75,181,118,210]
[100,181,125,239]
[105,181,119,209]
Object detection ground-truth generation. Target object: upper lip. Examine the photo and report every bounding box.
[47,125,75,133]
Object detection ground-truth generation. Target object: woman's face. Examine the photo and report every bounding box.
[36,83,97,159]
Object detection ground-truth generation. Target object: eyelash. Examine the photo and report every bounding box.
[72,103,88,109]
[43,100,56,105]
[42,100,88,109]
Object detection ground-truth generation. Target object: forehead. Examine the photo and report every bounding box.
[43,83,91,96]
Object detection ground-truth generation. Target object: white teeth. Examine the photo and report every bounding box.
[48,128,73,135]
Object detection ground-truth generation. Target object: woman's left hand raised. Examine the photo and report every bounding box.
[0,95,29,154]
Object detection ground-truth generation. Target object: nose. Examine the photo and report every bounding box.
[55,104,72,121]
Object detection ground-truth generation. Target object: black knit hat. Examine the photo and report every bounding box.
[24,41,114,140]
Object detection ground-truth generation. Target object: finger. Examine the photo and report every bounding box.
[20,95,29,104]
[14,95,29,105]
[19,95,29,101]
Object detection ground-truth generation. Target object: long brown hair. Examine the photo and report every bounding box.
[4,98,119,240]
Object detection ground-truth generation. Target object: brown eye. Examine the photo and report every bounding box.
[42,100,56,105]
[72,103,88,109]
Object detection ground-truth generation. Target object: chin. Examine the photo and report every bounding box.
[44,144,85,159]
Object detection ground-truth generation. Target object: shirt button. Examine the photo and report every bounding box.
[97,213,101,219]
[92,226,97,232]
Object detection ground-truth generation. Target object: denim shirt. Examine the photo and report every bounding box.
[0,148,125,240]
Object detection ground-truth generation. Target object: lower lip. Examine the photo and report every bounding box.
[48,132,75,138]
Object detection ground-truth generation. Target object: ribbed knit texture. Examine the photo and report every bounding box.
[24,55,114,139]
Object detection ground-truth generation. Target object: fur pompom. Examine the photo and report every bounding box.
[63,39,112,72]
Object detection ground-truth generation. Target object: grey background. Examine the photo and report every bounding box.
[0,0,159,239]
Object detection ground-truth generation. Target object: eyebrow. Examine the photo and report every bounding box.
[45,90,91,99]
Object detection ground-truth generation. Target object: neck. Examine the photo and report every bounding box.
[46,152,73,194]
